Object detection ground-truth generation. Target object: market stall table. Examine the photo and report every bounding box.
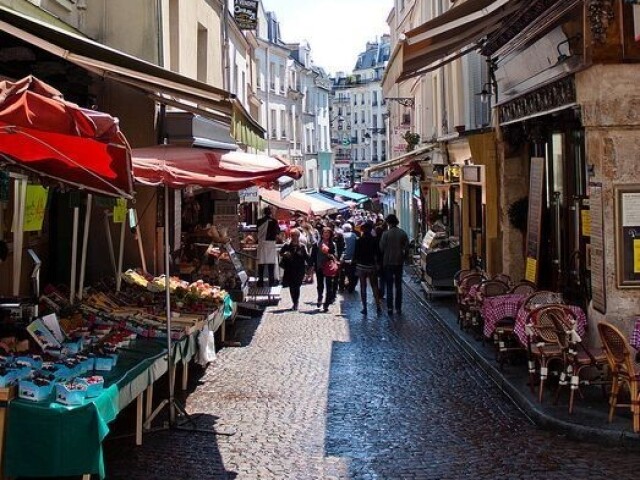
[4,339,167,479]
[513,304,588,347]
[481,293,528,339]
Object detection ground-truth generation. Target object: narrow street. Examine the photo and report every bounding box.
[105,278,640,480]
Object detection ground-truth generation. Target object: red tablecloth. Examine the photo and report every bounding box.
[630,318,640,350]
[513,305,587,347]
[481,293,527,338]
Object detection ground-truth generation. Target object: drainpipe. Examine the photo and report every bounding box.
[266,45,271,156]
[156,0,164,67]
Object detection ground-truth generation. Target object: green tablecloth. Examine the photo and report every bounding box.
[3,296,234,479]
[4,340,168,479]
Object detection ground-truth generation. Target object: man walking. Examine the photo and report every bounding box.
[379,214,408,314]
[339,223,358,292]
[256,206,280,287]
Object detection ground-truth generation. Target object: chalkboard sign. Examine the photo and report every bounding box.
[525,158,545,284]
[615,184,640,287]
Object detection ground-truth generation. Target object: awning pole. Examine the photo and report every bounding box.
[115,211,126,292]
[103,211,117,276]
[69,206,80,304]
[164,184,176,424]
[77,193,92,300]
[12,177,27,297]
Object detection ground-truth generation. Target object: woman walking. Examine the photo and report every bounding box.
[311,227,338,312]
[354,221,382,316]
[279,229,309,310]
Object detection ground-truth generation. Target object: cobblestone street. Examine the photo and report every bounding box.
[105,280,640,480]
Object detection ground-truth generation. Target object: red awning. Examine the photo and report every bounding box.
[382,165,413,188]
[259,188,312,214]
[131,145,302,191]
[0,76,133,198]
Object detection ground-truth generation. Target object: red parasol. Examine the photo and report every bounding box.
[131,145,302,191]
[0,76,133,198]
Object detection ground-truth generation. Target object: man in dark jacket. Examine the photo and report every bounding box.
[379,214,408,314]
[256,207,280,287]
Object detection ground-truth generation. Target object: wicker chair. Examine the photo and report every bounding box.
[597,322,640,432]
[527,305,568,402]
[549,309,608,414]
[466,280,510,338]
[492,273,512,287]
[457,273,485,329]
[510,281,537,296]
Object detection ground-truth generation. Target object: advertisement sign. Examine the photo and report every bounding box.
[234,0,259,30]
[23,185,48,232]
[238,186,259,204]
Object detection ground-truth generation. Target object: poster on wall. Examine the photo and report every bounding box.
[234,0,259,30]
[589,183,606,313]
[614,184,640,287]
[524,158,545,284]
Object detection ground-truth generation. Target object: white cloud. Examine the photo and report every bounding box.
[262,0,391,75]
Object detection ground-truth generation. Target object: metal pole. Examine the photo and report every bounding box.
[77,194,93,300]
[12,177,27,297]
[164,184,176,424]
[69,206,80,303]
[104,211,117,276]
[135,213,148,273]
[115,210,126,292]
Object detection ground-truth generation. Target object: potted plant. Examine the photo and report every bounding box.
[402,131,421,152]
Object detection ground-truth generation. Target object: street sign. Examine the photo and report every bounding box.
[234,0,259,30]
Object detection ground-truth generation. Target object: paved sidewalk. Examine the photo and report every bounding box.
[103,279,640,480]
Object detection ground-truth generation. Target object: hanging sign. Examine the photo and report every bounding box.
[113,198,127,223]
[524,158,544,284]
[234,0,259,30]
[239,186,259,203]
[23,185,48,232]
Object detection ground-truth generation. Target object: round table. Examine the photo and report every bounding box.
[481,293,527,338]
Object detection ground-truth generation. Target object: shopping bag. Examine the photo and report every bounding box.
[197,325,216,366]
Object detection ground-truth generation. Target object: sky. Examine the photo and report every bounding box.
[262,0,392,76]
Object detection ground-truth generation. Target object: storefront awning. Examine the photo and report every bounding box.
[131,145,302,191]
[259,188,312,214]
[0,6,235,122]
[366,143,437,174]
[354,181,382,198]
[0,76,133,198]
[321,187,369,204]
[397,0,522,82]
[382,164,418,188]
[288,191,346,216]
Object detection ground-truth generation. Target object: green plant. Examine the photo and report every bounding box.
[402,131,421,152]
[507,196,528,233]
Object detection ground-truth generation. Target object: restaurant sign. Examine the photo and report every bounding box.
[234,0,259,30]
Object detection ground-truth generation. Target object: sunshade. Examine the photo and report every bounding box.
[289,191,338,216]
[306,192,349,212]
[0,76,133,198]
[321,187,369,204]
[259,188,312,214]
[131,145,302,191]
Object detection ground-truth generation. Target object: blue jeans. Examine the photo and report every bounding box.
[384,265,404,311]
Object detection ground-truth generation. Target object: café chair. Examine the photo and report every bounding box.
[492,273,512,287]
[527,305,567,402]
[597,321,640,432]
[471,280,510,339]
[457,273,485,329]
[510,281,537,296]
[550,309,608,414]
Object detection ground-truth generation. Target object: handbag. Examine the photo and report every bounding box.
[322,257,339,277]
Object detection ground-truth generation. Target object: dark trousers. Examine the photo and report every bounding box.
[339,261,358,292]
[257,263,275,287]
[384,265,404,311]
[316,269,336,307]
[289,284,301,307]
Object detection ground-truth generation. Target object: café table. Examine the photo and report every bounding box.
[481,293,528,339]
[513,304,588,347]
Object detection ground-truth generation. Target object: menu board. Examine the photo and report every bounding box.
[525,158,545,284]
[614,184,640,287]
[589,183,606,312]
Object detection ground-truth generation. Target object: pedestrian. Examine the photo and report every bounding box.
[339,223,358,293]
[354,221,382,316]
[256,206,280,287]
[310,227,338,312]
[375,223,387,299]
[379,214,409,314]
[279,228,309,311]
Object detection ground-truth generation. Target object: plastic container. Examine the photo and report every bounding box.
[19,378,54,402]
[79,376,104,398]
[55,381,87,405]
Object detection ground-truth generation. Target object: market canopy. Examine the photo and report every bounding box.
[394,0,523,82]
[259,188,312,214]
[305,192,349,213]
[0,76,133,198]
[131,145,302,191]
[382,162,421,188]
[321,187,369,204]
[366,143,437,175]
[289,191,345,216]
